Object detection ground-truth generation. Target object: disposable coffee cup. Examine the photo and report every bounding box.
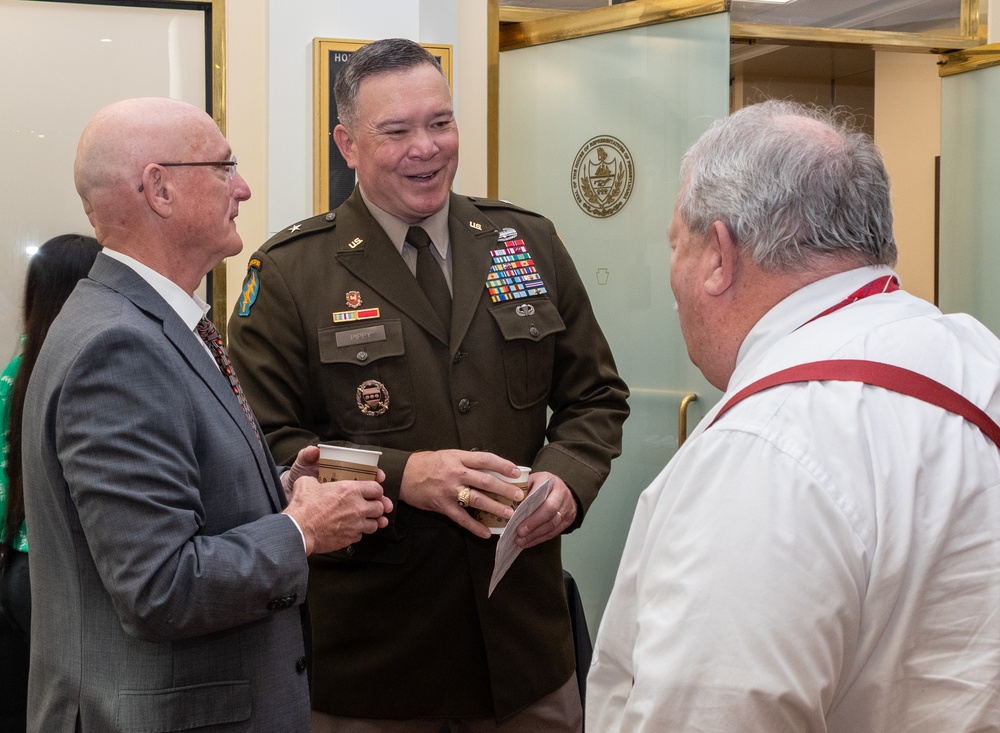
[473,466,530,534]
[317,444,381,483]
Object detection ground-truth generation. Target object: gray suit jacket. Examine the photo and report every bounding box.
[23,254,312,732]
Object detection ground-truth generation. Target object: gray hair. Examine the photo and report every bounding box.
[677,100,897,271]
[334,38,445,130]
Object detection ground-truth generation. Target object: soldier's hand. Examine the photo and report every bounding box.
[513,472,576,548]
[400,450,525,539]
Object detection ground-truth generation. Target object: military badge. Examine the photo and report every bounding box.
[498,227,518,242]
[571,135,634,219]
[356,379,389,416]
[346,290,362,309]
[486,239,548,303]
[333,307,380,323]
[238,258,262,317]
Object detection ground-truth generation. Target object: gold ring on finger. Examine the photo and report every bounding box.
[457,487,472,508]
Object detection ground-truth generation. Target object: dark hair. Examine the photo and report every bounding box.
[2,234,101,565]
[334,38,444,130]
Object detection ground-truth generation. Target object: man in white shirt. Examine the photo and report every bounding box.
[587,100,1000,732]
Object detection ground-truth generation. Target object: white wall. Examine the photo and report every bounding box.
[225,0,487,320]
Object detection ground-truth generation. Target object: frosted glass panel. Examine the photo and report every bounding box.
[0,1,207,360]
[940,65,1000,334]
[499,12,729,634]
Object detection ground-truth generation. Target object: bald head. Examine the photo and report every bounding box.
[75,98,215,206]
[73,97,250,293]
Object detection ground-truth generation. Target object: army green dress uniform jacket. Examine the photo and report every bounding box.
[227,189,629,721]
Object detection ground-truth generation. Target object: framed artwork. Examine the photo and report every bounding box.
[312,37,453,215]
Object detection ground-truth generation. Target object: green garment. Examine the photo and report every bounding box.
[0,348,28,552]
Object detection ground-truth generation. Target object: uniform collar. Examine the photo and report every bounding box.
[358,186,451,260]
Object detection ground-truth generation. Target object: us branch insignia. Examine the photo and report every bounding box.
[571,135,634,219]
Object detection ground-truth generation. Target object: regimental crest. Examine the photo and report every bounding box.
[356,379,389,416]
[570,135,635,219]
[346,290,362,309]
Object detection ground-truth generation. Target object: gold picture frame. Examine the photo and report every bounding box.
[312,37,453,215]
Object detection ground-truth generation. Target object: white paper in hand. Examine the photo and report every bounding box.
[488,478,551,597]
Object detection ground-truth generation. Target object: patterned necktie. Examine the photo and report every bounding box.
[407,226,452,330]
[196,316,261,445]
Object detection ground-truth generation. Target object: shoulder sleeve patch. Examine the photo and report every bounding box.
[238,257,262,317]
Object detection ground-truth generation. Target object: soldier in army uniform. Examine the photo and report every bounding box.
[228,38,629,732]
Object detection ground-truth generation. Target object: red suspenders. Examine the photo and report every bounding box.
[709,360,1000,449]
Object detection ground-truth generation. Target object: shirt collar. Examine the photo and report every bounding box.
[358,186,451,259]
[102,249,210,330]
[731,265,898,387]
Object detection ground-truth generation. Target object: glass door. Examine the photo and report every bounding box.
[939,48,1000,334]
[499,10,730,632]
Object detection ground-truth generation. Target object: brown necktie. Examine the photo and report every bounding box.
[196,316,262,446]
[407,226,451,330]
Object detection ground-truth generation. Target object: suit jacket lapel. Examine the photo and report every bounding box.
[89,255,285,512]
[333,190,450,344]
[449,194,504,353]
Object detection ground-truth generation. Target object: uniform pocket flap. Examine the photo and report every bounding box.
[116,680,250,732]
[489,299,565,343]
[319,319,405,365]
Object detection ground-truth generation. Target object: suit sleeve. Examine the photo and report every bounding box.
[532,222,630,523]
[56,323,308,642]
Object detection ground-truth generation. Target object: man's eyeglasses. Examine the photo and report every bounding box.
[138,156,238,192]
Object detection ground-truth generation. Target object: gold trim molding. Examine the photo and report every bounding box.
[939,41,1000,76]
[730,22,979,54]
[499,0,728,51]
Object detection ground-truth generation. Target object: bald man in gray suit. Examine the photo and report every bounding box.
[22,97,392,733]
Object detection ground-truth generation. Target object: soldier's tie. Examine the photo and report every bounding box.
[196,316,262,446]
[407,226,452,330]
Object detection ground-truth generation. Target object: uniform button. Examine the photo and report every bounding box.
[357,350,368,361]
[345,545,356,557]
[529,326,540,338]
[325,212,336,221]
[453,351,467,364]
[296,656,308,673]
[458,398,476,414]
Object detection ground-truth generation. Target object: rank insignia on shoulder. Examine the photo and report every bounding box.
[346,290,362,309]
[485,239,548,303]
[357,379,389,416]
[238,260,261,317]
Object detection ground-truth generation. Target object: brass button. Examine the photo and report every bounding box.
[357,350,368,361]
[529,326,540,338]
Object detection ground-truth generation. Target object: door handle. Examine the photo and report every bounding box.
[678,393,698,448]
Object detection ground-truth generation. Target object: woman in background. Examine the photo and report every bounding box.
[0,234,101,732]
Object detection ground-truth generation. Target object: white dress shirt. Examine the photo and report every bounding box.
[588,266,1000,732]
